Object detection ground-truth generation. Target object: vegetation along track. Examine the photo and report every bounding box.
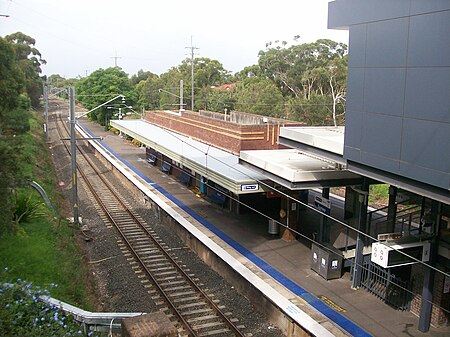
[55,113,249,337]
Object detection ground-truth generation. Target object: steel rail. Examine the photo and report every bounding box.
[56,114,245,337]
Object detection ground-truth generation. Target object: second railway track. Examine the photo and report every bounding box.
[55,113,249,337]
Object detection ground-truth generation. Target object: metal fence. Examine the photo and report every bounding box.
[360,261,412,311]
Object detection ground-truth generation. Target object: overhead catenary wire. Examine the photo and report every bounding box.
[137,153,450,316]
[141,121,450,280]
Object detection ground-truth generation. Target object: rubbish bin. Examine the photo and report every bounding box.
[268,219,279,235]
[311,243,343,280]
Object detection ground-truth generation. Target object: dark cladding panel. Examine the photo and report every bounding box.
[404,68,450,123]
[329,0,450,192]
[328,0,411,29]
[408,10,450,67]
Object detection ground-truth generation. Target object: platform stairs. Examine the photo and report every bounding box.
[355,202,423,310]
[356,260,413,310]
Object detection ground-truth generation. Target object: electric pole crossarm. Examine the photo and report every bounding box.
[76,95,125,119]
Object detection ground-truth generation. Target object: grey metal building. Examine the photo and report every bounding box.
[328,0,450,331]
[328,0,450,203]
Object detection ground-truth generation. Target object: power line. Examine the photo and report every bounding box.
[146,122,450,280]
[139,147,450,317]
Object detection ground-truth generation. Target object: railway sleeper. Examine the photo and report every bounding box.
[164,285,190,292]
[172,295,202,303]
[167,290,197,298]
[140,254,166,261]
[180,308,214,316]
[160,279,186,287]
[176,301,208,309]
[156,275,184,282]
[198,329,232,337]
[154,270,178,277]
[149,266,176,273]
[145,262,172,268]
[193,321,227,329]
[187,315,221,323]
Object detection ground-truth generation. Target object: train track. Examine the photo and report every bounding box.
[55,113,248,337]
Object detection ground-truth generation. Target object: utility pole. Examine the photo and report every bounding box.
[44,84,49,142]
[69,86,79,225]
[185,37,198,111]
[180,80,184,112]
[110,51,122,68]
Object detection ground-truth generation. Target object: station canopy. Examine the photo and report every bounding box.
[110,119,267,195]
[240,126,363,190]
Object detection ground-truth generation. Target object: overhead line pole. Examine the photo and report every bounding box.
[44,84,49,142]
[68,87,125,225]
[69,86,79,225]
[185,37,198,111]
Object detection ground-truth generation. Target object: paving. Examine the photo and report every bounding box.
[76,118,450,337]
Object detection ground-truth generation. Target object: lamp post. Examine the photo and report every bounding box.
[68,86,125,224]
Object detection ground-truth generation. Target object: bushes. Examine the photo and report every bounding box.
[0,268,99,337]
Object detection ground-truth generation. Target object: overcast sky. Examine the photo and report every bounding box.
[0,0,348,79]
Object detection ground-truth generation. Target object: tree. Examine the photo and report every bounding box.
[234,78,284,117]
[257,38,347,125]
[135,75,162,110]
[0,35,37,234]
[233,65,265,82]
[130,69,157,86]
[177,57,231,110]
[285,94,334,126]
[327,57,347,126]
[0,37,25,114]
[75,67,136,125]
[258,38,347,99]
[5,32,46,108]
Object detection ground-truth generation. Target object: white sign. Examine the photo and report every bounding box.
[444,276,450,294]
[241,183,259,191]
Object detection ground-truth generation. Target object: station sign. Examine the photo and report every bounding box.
[240,183,259,191]
[314,195,331,215]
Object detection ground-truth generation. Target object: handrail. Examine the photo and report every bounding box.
[41,296,144,333]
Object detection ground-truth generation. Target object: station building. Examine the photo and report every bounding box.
[111,0,450,331]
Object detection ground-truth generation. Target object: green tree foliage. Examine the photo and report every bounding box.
[130,69,157,86]
[234,78,284,117]
[202,89,236,113]
[0,38,25,112]
[135,75,162,110]
[4,32,46,109]
[0,34,44,233]
[75,67,136,125]
[256,38,347,125]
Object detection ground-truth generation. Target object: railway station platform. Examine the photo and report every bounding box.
[76,117,450,337]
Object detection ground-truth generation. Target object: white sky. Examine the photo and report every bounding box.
[0,0,348,79]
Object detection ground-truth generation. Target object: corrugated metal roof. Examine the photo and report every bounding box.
[111,119,267,195]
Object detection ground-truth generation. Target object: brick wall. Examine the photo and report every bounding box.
[144,110,304,155]
[410,264,449,326]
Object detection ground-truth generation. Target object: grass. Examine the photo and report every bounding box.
[0,111,92,310]
[369,184,389,207]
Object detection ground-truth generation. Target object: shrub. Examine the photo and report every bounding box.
[12,190,45,228]
[0,267,99,337]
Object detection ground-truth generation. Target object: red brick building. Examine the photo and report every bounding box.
[144,109,304,155]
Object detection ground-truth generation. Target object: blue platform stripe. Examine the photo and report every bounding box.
[79,122,371,337]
